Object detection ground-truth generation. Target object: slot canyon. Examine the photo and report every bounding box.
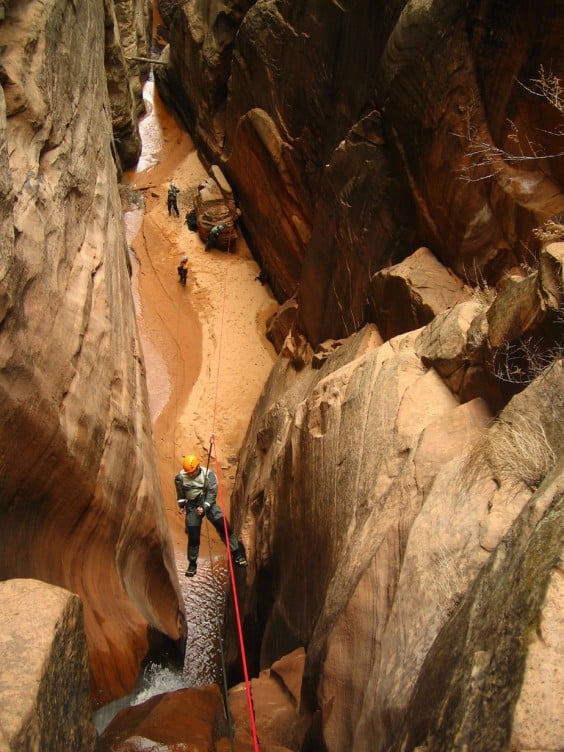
[0,1,563,751]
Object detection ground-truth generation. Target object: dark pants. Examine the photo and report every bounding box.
[168,197,179,216]
[185,502,239,563]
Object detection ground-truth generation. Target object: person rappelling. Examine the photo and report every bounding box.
[175,453,248,577]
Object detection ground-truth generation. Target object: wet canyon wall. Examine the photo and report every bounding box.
[155,1,564,751]
[0,0,185,708]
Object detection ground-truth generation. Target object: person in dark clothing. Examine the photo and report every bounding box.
[177,255,189,285]
[175,454,248,577]
[205,223,226,251]
[255,270,268,285]
[185,209,197,231]
[167,182,180,217]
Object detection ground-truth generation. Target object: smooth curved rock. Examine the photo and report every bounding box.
[160,0,564,342]
[0,0,185,707]
[229,316,562,750]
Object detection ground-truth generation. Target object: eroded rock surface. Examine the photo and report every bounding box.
[157,0,564,346]
[229,316,563,750]
[0,0,184,708]
[0,579,96,752]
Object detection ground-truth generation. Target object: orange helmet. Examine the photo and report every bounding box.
[182,454,200,473]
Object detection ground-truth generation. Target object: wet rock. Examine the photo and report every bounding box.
[105,0,152,171]
[95,685,224,752]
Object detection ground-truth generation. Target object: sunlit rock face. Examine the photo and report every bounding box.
[0,0,184,707]
[158,0,564,344]
[230,312,563,750]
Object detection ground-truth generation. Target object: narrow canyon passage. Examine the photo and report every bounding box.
[123,76,277,690]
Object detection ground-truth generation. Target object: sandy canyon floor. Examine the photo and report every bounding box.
[124,81,277,558]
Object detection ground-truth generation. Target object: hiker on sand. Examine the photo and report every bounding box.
[175,454,248,577]
[167,181,180,217]
[177,255,189,285]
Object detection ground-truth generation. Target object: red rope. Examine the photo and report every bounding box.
[209,230,260,751]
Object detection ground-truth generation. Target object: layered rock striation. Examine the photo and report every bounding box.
[154,2,563,748]
[157,0,564,343]
[229,282,563,750]
[0,0,184,708]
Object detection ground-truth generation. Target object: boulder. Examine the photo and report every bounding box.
[95,686,225,752]
[0,579,96,752]
[193,174,239,251]
[368,247,473,340]
[230,319,562,750]
[95,649,306,751]
[266,297,299,354]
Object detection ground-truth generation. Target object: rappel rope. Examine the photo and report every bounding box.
[201,450,236,751]
[204,229,261,751]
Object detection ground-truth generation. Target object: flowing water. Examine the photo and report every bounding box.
[94,554,229,733]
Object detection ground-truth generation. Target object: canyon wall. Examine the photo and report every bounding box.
[158,0,564,340]
[229,298,563,750]
[0,0,184,708]
[155,1,564,750]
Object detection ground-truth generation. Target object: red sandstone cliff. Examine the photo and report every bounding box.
[0,0,184,708]
[0,0,562,749]
[152,2,563,750]
[157,0,564,341]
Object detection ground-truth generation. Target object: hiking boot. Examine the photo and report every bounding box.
[185,562,197,577]
[233,554,247,567]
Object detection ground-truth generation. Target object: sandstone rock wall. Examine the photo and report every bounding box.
[0,579,96,751]
[157,0,564,345]
[0,0,184,707]
[229,310,562,750]
[106,0,563,748]
[105,0,153,171]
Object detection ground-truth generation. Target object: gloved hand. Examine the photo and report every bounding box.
[203,501,211,511]
[177,499,186,510]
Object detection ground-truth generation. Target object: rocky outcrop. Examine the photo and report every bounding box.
[2,0,562,747]
[0,579,96,752]
[157,0,564,345]
[105,0,152,171]
[368,246,473,341]
[95,684,225,752]
[95,648,306,752]
[0,0,184,707]
[229,300,562,750]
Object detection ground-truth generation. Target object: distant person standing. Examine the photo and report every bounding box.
[167,182,180,217]
[175,453,247,577]
[177,255,189,285]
